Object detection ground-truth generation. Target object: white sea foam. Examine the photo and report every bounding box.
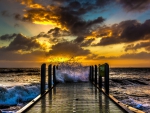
[0,84,40,106]
[56,62,89,83]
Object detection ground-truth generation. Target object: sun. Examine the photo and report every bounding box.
[46,56,70,63]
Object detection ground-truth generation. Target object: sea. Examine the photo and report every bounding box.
[0,64,150,113]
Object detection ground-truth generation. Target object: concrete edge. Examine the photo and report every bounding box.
[16,86,55,113]
[93,83,145,113]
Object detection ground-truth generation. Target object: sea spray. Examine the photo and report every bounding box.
[54,60,89,83]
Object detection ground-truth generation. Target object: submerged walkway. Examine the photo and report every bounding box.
[26,83,126,113]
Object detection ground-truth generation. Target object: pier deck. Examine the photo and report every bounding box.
[25,83,126,113]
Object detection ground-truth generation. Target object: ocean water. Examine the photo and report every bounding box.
[109,68,150,113]
[0,67,150,113]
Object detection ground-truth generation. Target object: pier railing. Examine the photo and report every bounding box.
[89,63,109,94]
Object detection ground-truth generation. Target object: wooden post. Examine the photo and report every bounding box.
[53,65,56,85]
[105,63,109,94]
[89,66,91,82]
[91,66,94,83]
[99,64,102,89]
[41,63,46,94]
[95,65,97,85]
[48,64,52,89]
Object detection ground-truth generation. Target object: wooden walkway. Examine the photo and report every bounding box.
[25,83,126,113]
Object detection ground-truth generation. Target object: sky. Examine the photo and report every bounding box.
[0,0,150,67]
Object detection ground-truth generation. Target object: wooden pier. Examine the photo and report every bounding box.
[17,63,144,113]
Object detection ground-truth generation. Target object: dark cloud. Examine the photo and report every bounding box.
[94,19,150,46]
[48,41,90,56]
[69,1,81,9]
[119,20,150,41]
[0,50,45,61]
[36,32,50,38]
[73,36,85,43]
[17,5,104,47]
[0,33,17,41]
[1,10,10,17]
[96,0,111,7]
[117,0,150,12]
[51,0,69,4]
[94,37,120,46]
[1,34,41,51]
[63,15,104,36]
[47,27,71,37]
[80,38,94,47]
[124,41,150,52]
[35,27,70,43]
[85,54,116,60]
[13,0,105,39]
[120,52,150,59]
[86,17,105,27]
[73,36,94,47]
[85,52,150,60]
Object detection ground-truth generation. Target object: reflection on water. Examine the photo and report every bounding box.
[26,83,125,113]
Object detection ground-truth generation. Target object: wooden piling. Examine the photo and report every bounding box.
[91,66,94,83]
[41,63,46,94]
[99,64,102,89]
[95,65,97,85]
[48,64,52,89]
[105,63,109,94]
[53,65,56,85]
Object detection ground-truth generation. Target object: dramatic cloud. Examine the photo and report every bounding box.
[48,41,90,57]
[12,0,105,41]
[0,50,45,61]
[94,19,150,46]
[69,1,81,9]
[120,52,150,59]
[120,20,150,41]
[85,54,108,60]
[80,39,95,47]
[85,52,150,60]
[1,34,41,51]
[124,41,150,52]
[117,0,150,12]
[0,33,17,41]
[35,27,70,43]
[73,36,85,43]
[47,27,71,38]
[73,36,94,47]
[96,0,111,7]
[14,7,104,38]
